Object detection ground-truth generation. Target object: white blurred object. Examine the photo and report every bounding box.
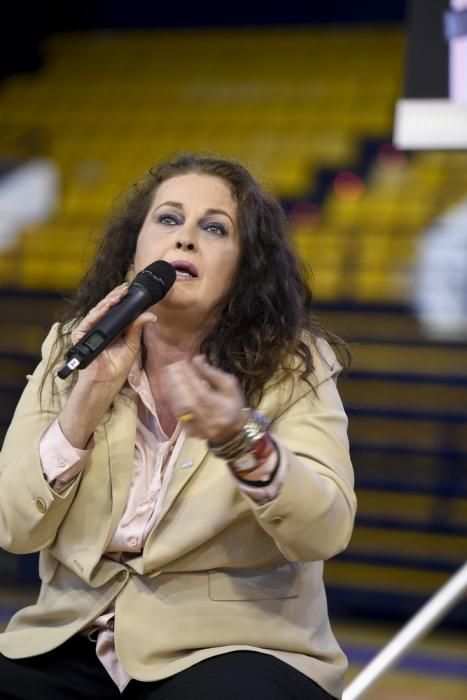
[0,158,59,250]
[394,99,467,149]
[413,198,467,339]
[449,0,467,103]
[343,561,467,699]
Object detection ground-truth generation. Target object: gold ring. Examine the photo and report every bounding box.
[179,413,194,423]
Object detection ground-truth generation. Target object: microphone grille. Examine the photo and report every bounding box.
[133,260,176,301]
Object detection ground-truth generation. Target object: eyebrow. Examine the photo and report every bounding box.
[154,201,234,225]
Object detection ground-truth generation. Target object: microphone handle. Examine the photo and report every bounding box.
[57,284,153,379]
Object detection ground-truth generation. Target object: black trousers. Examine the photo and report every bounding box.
[0,635,336,700]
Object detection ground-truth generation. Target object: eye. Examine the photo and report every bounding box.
[204,222,227,236]
[157,214,182,225]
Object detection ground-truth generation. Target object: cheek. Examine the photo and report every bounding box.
[134,229,163,264]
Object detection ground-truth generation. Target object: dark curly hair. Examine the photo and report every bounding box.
[46,153,349,406]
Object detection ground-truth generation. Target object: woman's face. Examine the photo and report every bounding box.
[133,173,241,323]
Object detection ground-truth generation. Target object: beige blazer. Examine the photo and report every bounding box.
[0,325,356,699]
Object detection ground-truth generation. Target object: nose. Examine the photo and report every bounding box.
[175,225,197,252]
[176,240,195,251]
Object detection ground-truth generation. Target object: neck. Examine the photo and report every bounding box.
[142,319,204,370]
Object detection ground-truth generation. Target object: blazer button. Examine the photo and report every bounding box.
[271,516,283,524]
[35,498,47,513]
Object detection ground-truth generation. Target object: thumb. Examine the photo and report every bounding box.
[123,312,158,350]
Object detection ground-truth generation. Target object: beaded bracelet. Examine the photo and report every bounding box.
[229,433,276,476]
[208,408,271,463]
[208,409,279,486]
[234,446,281,488]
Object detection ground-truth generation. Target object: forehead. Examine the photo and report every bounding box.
[153,173,236,213]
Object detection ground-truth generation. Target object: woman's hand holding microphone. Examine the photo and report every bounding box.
[58,283,157,449]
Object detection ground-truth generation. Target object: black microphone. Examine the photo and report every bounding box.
[57,260,176,379]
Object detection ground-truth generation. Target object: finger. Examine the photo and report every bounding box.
[122,312,157,351]
[163,361,209,417]
[71,284,130,342]
[82,284,129,326]
[99,283,129,310]
[91,283,129,310]
[191,355,236,392]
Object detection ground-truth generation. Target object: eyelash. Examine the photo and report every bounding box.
[205,222,227,236]
[157,214,227,236]
[158,214,181,226]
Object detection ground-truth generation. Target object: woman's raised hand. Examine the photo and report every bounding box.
[163,356,247,444]
[70,283,157,385]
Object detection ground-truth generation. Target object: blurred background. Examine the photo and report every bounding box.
[0,2,466,698]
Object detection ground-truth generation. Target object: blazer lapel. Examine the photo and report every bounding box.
[102,389,139,550]
[146,431,208,535]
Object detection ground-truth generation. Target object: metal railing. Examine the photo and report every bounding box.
[342,561,467,700]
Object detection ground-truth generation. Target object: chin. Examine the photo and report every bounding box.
[160,296,197,311]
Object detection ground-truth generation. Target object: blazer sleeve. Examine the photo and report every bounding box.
[241,339,357,563]
[0,323,83,554]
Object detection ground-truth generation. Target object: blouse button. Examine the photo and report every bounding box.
[129,537,138,548]
[55,456,66,468]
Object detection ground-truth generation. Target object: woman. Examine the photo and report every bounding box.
[0,154,356,699]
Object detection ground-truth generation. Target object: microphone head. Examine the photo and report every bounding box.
[132,260,176,302]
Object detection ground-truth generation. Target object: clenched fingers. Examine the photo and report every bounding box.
[71,283,129,344]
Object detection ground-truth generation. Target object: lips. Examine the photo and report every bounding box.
[170,260,199,279]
